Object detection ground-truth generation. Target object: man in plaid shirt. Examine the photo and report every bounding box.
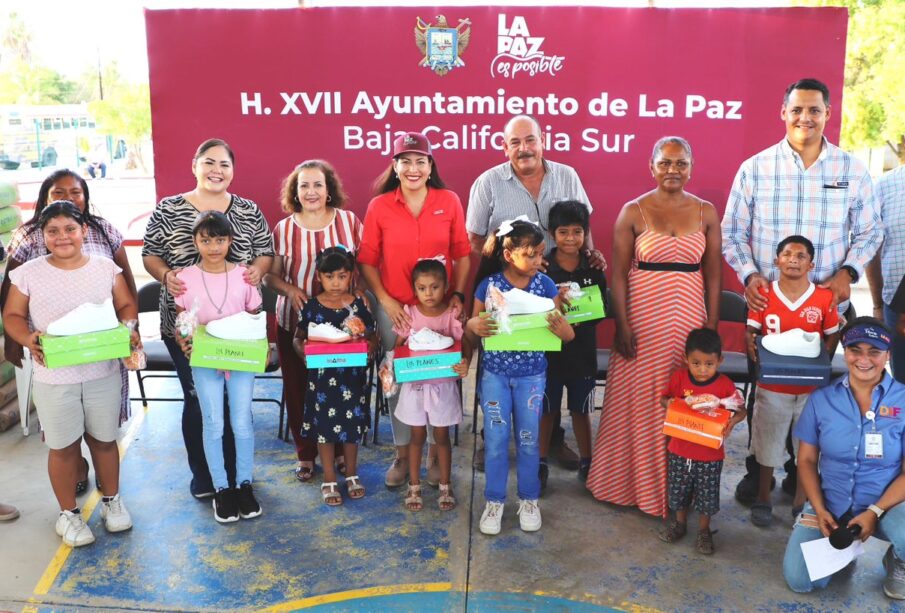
[721,77,883,505]
[867,163,905,382]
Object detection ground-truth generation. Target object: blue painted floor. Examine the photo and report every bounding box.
[5,374,904,612]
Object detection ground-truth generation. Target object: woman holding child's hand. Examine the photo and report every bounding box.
[587,137,722,518]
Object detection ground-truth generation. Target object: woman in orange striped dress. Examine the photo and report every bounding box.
[586,137,722,517]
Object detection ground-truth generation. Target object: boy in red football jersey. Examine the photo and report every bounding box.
[746,235,840,527]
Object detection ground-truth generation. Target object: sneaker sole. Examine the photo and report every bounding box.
[193,491,216,500]
[62,535,96,547]
[479,524,501,535]
[103,520,133,533]
[240,508,263,519]
[213,501,240,523]
[520,522,542,532]
[884,587,905,600]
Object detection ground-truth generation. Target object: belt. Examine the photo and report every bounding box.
[637,261,701,272]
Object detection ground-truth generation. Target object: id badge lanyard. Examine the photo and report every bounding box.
[864,409,884,459]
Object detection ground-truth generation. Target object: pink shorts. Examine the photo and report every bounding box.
[394,379,462,427]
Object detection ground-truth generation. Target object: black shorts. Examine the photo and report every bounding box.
[667,452,723,516]
[543,375,596,415]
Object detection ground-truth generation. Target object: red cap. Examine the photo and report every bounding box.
[392,132,432,157]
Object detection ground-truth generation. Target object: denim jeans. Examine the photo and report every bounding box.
[163,337,236,489]
[481,370,545,503]
[883,304,905,384]
[191,367,256,490]
[783,501,905,592]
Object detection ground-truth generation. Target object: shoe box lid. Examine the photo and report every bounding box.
[41,324,131,369]
[756,336,831,386]
[190,325,269,373]
[662,398,730,450]
[562,285,606,325]
[304,340,369,355]
[394,340,462,383]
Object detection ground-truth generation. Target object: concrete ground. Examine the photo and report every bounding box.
[1,357,902,612]
[1,177,900,611]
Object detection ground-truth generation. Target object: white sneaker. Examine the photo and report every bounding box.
[517,498,542,532]
[46,298,118,336]
[308,322,351,343]
[408,328,454,351]
[501,288,555,315]
[206,311,267,340]
[100,494,133,533]
[55,509,95,547]
[762,328,821,358]
[479,501,504,535]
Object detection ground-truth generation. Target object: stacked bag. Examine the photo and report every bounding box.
[0,180,24,432]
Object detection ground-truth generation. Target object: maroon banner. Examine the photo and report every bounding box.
[146,6,847,264]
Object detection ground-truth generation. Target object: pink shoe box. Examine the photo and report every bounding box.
[305,340,369,368]
[394,340,462,383]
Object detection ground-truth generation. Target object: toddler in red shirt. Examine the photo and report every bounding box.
[659,328,746,554]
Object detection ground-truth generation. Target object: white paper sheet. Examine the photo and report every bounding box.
[801,537,865,581]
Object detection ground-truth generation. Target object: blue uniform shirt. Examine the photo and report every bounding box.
[475,271,559,377]
[794,372,905,518]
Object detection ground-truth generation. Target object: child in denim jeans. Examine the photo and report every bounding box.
[466,218,574,536]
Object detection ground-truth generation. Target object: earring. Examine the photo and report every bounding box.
[294,196,300,204]
[327,195,332,203]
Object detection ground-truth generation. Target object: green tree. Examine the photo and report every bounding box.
[798,0,905,162]
[88,83,151,172]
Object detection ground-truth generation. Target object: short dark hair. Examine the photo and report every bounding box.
[411,258,448,284]
[192,210,233,238]
[315,245,356,274]
[549,200,589,233]
[776,235,815,260]
[685,327,722,357]
[194,138,235,164]
[784,78,830,106]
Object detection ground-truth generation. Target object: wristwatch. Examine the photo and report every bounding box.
[840,265,859,283]
[868,503,885,519]
[451,291,466,303]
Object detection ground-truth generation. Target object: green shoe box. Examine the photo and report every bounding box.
[562,285,606,324]
[41,325,131,369]
[484,326,562,351]
[189,325,268,373]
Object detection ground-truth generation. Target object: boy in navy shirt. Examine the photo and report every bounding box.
[541,200,608,488]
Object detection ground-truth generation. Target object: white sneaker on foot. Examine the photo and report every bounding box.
[55,509,95,547]
[308,322,351,343]
[408,328,454,351]
[207,311,267,340]
[479,501,504,535]
[501,288,555,315]
[517,498,542,532]
[100,494,133,533]
[762,328,821,358]
[46,299,118,336]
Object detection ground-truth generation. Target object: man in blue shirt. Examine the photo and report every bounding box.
[783,318,905,599]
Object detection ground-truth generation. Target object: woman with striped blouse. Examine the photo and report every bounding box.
[263,160,363,482]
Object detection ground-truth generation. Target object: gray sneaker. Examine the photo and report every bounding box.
[883,546,905,600]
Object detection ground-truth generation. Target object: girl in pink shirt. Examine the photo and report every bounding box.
[174,211,263,524]
[393,258,470,512]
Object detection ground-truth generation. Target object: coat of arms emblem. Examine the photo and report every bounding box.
[415,15,471,76]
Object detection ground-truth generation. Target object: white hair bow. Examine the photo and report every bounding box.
[417,254,447,266]
[495,215,535,237]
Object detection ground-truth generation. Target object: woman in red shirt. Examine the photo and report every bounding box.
[359,132,471,488]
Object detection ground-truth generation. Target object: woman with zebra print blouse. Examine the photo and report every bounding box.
[141,138,273,500]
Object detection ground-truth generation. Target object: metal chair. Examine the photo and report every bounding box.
[718,289,753,397]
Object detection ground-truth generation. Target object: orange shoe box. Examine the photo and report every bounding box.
[662,399,731,450]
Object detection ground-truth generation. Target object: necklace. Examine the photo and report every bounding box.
[200,263,229,314]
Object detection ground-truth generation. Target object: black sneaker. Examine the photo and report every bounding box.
[191,477,216,500]
[539,463,549,495]
[577,463,590,483]
[213,488,240,523]
[237,481,262,519]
